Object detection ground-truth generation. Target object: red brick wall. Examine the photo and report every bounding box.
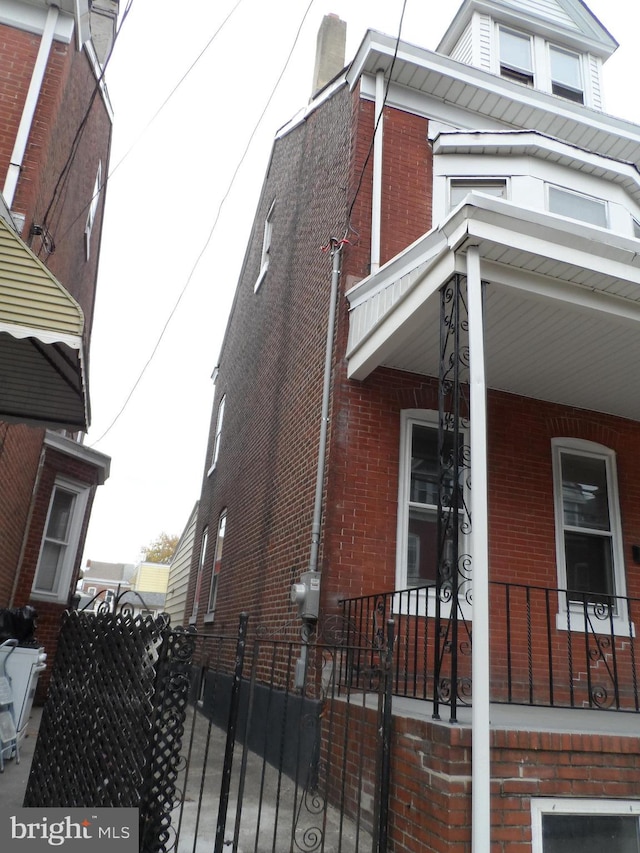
[0,21,112,335]
[0,424,44,604]
[330,698,640,852]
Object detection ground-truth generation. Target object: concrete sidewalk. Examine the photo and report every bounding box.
[0,705,42,807]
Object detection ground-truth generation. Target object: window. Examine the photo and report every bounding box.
[552,439,626,611]
[254,198,275,291]
[633,217,640,239]
[549,45,583,103]
[450,179,507,209]
[32,479,90,602]
[209,394,226,472]
[207,510,226,615]
[499,27,533,85]
[532,799,640,853]
[548,185,607,228]
[85,161,102,260]
[397,411,466,590]
[189,526,208,623]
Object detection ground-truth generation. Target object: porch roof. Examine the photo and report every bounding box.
[346,194,640,422]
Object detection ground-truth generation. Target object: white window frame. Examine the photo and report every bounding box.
[31,478,90,603]
[208,394,226,475]
[547,183,608,228]
[531,797,640,853]
[205,510,226,620]
[498,26,534,86]
[449,178,508,212]
[189,526,208,624]
[396,410,471,617]
[552,438,630,633]
[85,161,102,260]
[548,44,584,103]
[254,198,276,292]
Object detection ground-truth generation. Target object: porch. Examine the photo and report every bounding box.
[339,582,640,722]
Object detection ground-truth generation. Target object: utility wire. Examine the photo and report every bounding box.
[56,0,246,243]
[38,0,135,248]
[90,0,317,446]
[346,0,408,231]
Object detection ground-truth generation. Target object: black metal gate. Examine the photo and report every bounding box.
[24,608,394,853]
[177,614,395,853]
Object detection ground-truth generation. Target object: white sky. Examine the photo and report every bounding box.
[81,0,640,566]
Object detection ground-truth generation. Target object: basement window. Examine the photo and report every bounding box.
[532,799,640,853]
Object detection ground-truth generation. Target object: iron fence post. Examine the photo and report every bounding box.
[214,612,249,853]
[378,619,395,853]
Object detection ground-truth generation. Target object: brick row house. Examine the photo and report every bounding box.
[187,0,640,850]
[0,1,115,691]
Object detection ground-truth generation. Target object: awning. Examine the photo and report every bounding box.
[0,215,88,431]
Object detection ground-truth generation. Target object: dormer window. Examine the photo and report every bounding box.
[499,27,533,86]
[550,45,584,103]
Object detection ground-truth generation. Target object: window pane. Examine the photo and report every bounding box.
[550,46,581,90]
[561,453,610,531]
[548,186,607,227]
[450,180,506,208]
[411,426,439,505]
[500,29,532,72]
[46,489,74,542]
[542,814,640,853]
[564,531,614,599]
[408,507,438,585]
[37,542,64,593]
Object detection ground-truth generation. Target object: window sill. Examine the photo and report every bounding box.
[203,612,215,624]
[556,610,636,638]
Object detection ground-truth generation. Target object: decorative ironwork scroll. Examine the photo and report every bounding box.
[433,274,473,722]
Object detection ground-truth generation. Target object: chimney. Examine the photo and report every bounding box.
[311,14,346,97]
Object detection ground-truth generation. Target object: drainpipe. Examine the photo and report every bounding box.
[370,69,385,274]
[3,4,60,209]
[467,246,491,853]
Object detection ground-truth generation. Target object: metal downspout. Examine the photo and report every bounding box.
[3,4,60,208]
[308,239,343,575]
[370,69,385,274]
[467,246,491,853]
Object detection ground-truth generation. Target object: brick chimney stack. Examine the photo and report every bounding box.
[311,14,347,97]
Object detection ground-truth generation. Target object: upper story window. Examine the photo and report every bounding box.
[499,27,533,85]
[633,217,640,239]
[255,198,276,292]
[85,161,102,260]
[549,45,584,103]
[32,478,90,603]
[209,394,226,473]
[450,178,507,209]
[207,510,226,615]
[547,185,607,228]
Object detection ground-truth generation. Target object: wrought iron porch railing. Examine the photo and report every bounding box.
[339,581,640,715]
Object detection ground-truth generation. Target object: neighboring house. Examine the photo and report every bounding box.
[186,0,640,848]
[76,559,134,609]
[0,1,117,686]
[165,502,198,626]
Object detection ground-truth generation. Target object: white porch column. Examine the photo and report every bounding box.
[467,246,491,853]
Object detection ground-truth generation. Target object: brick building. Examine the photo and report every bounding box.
[0,1,116,683]
[187,0,640,849]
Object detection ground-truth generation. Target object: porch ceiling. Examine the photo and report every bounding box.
[346,195,640,423]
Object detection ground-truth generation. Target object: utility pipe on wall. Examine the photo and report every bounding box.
[308,239,343,576]
[467,245,491,853]
[370,69,385,274]
[3,4,60,209]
